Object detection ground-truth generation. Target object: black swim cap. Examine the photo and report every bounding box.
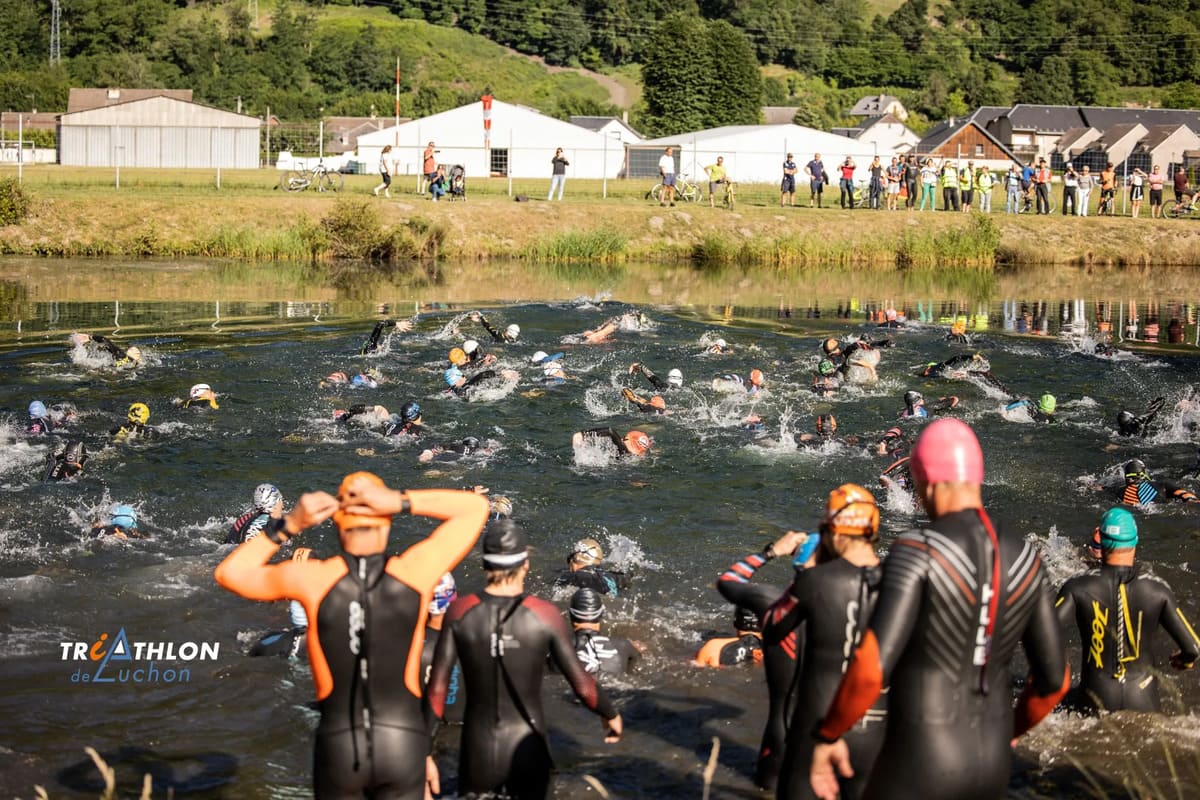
[734,606,760,632]
[569,588,605,622]
[482,520,528,569]
[904,390,923,408]
[461,436,481,454]
[401,401,421,423]
[1124,459,1147,480]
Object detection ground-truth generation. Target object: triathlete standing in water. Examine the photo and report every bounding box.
[214,473,488,800]
[810,419,1069,800]
[426,520,622,800]
[764,485,885,800]
[1056,507,1199,712]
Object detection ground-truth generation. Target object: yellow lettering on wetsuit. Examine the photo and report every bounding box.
[1089,602,1108,669]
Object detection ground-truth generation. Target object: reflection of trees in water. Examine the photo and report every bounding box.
[0,278,31,320]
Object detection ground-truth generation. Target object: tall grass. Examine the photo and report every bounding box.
[523,229,628,263]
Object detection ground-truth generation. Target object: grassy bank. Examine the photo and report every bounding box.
[4,167,1200,269]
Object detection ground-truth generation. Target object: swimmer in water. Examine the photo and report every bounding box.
[26,400,54,435]
[1114,458,1199,506]
[45,439,88,482]
[572,427,652,458]
[628,362,682,391]
[1005,393,1056,423]
[111,402,158,441]
[705,337,733,355]
[946,317,970,343]
[812,359,841,397]
[92,504,145,541]
[695,606,764,666]
[183,383,220,410]
[553,537,631,596]
[383,402,424,437]
[540,358,569,385]
[249,547,313,660]
[1056,507,1200,712]
[334,404,391,428]
[900,390,960,419]
[360,319,413,355]
[70,333,143,368]
[621,387,668,415]
[228,483,285,545]
[461,339,496,368]
[796,414,857,446]
[567,587,641,679]
[445,348,497,398]
[1116,397,1166,438]
[470,311,520,343]
[418,437,487,464]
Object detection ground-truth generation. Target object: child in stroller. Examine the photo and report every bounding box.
[447,164,466,201]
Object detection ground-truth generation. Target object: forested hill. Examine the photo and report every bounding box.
[2,0,1198,131]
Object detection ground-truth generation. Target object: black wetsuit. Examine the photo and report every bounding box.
[228,510,270,545]
[1118,398,1165,437]
[817,509,1068,800]
[696,632,763,666]
[419,441,479,463]
[250,626,308,659]
[632,364,669,391]
[45,446,87,482]
[421,627,464,724]
[1056,564,1200,712]
[361,321,395,355]
[428,592,617,800]
[764,559,886,800]
[572,629,639,677]
[477,316,508,343]
[553,565,630,596]
[450,369,497,399]
[384,420,424,438]
[717,550,804,791]
[88,335,126,361]
[575,428,635,457]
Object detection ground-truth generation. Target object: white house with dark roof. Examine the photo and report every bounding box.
[831,114,920,155]
[848,95,908,121]
[569,116,642,144]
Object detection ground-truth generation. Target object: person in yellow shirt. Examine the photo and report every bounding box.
[704,156,729,207]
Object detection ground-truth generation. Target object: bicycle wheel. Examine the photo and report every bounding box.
[680,182,699,203]
[281,171,308,192]
[325,171,344,192]
[650,184,664,203]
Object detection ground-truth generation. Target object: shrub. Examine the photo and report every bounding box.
[0,179,32,226]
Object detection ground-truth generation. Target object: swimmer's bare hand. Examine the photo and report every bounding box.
[396,319,414,333]
[424,755,440,799]
[341,481,407,517]
[771,530,808,558]
[286,492,340,533]
[469,311,481,321]
[628,362,640,374]
[603,714,623,743]
[811,739,852,800]
[472,485,489,495]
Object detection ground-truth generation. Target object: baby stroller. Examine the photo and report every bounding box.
[447,164,466,201]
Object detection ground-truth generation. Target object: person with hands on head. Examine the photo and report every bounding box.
[213,473,488,800]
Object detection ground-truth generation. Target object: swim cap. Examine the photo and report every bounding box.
[817,359,838,376]
[623,430,652,455]
[1098,507,1138,550]
[125,346,143,363]
[111,504,138,530]
[482,519,528,568]
[715,338,727,349]
[64,440,87,465]
[571,537,604,566]
[428,573,458,615]
[490,494,513,519]
[400,401,422,423]
[530,351,549,365]
[910,418,984,486]
[569,588,605,622]
[332,471,392,532]
[1037,393,1057,414]
[444,365,463,387]
[351,374,376,388]
[189,383,212,400]
[325,371,349,384]
[28,400,47,418]
[254,483,282,513]
[749,369,764,387]
[504,323,520,341]
[1124,459,1148,481]
[821,483,880,537]
[463,339,479,355]
[1116,410,1136,429]
[667,368,683,387]
[822,338,841,355]
[793,532,821,567]
[904,390,924,409]
[650,395,666,411]
[448,347,468,366]
[817,414,837,436]
[127,403,150,425]
[734,606,761,633]
[461,436,481,454]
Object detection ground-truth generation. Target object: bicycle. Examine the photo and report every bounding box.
[1096,191,1115,216]
[647,173,702,204]
[720,181,737,210]
[1017,188,1056,215]
[279,161,345,193]
[1164,197,1199,219]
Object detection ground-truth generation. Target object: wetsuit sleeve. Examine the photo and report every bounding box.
[1156,585,1200,663]
[426,613,461,727]
[537,598,617,719]
[640,366,669,391]
[719,551,786,618]
[213,535,318,603]
[393,490,490,590]
[92,335,124,359]
[1013,571,1070,737]
[761,569,811,646]
[580,428,624,449]
[818,532,927,741]
[479,316,505,342]
[1054,581,1077,631]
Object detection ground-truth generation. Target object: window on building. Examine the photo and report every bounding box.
[490,148,508,176]
[975,144,984,157]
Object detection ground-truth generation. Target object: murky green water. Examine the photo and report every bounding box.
[0,258,1198,798]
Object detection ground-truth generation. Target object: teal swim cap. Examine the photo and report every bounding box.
[1098,507,1137,550]
[1037,393,1057,414]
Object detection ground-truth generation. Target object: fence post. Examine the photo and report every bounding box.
[216,126,222,190]
[508,130,513,197]
[17,113,23,184]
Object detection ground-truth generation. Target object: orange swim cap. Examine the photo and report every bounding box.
[821,483,879,537]
[448,347,468,366]
[749,369,764,387]
[332,471,392,531]
[623,430,652,455]
[650,395,666,410]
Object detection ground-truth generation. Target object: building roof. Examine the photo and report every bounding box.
[966,106,1009,127]
[1097,123,1147,149]
[1081,106,1200,131]
[761,106,801,125]
[917,118,1021,162]
[1054,126,1101,155]
[1003,104,1087,134]
[569,115,642,137]
[0,111,59,132]
[850,95,903,116]
[67,88,193,114]
[1138,124,1190,152]
[58,95,260,127]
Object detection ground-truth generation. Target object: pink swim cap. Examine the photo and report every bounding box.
[910,418,984,485]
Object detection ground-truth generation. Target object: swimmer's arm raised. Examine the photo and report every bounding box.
[392,490,489,585]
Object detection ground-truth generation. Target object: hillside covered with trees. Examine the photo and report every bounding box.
[2,0,1199,131]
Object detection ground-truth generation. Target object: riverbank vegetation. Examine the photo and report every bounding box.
[4,167,1200,270]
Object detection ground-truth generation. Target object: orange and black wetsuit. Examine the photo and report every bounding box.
[427,592,616,800]
[1120,479,1198,506]
[717,549,803,791]
[214,490,488,800]
[1056,564,1200,712]
[816,509,1069,800]
[763,559,885,800]
[695,632,763,666]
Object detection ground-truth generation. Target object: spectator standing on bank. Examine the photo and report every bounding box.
[940,159,960,211]
[781,153,798,207]
[1149,164,1166,218]
[975,165,994,213]
[548,148,569,201]
[1062,162,1078,215]
[421,141,438,196]
[806,153,828,208]
[658,146,677,207]
[839,156,857,209]
[1005,164,1022,214]
[1035,158,1052,214]
[1076,165,1095,216]
[1129,167,1147,218]
[373,145,393,198]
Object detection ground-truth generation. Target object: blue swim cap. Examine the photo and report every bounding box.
[1098,507,1138,550]
[793,533,821,567]
[111,504,138,530]
[29,400,47,418]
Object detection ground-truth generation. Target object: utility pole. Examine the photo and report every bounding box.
[50,0,62,64]
[248,0,259,32]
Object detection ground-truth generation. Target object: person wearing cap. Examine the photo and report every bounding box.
[227,483,285,545]
[69,332,142,368]
[1115,458,1199,506]
[578,316,622,345]
[92,504,144,541]
[764,485,886,800]
[427,519,622,799]
[45,439,88,482]
[489,494,514,520]
[567,587,641,678]
[214,473,488,800]
[1003,392,1056,423]
[811,359,840,397]
[795,414,857,447]
[621,387,667,415]
[809,419,1069,800]
[461,338,496,368]
[26,400,54,435]
[1116,397,1166,438]
[571,427,652,459]
[554,537,630,596]
[334,403,391,428]
[111,402,158,441]
[469,311,519,343]
[706,337,733,355]
[540,357,569,386]
[628,362,680,392]
[384,401,425,438]
[183,383,219,410]
[717,530,817,790]
[1055,507,1200,712]
[420,573,464,723]
[695,606,764,667]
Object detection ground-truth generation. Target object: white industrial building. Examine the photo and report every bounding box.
[58,94,261,169]
[637,124,882,184]
[356,99,625,179]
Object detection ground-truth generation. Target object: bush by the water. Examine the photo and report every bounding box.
[315,200,445,263]
[0,179,32,226]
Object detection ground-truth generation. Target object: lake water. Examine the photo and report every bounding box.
[0,258,1198,798]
